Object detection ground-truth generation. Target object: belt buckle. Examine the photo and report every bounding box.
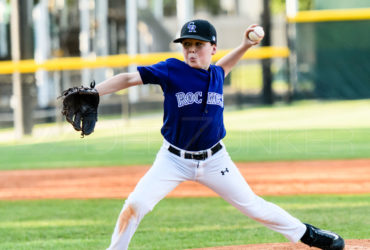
[192,151,207,160]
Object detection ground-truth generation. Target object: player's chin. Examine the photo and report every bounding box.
[187,61,203,69]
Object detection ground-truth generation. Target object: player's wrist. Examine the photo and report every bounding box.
[238,42,252,53]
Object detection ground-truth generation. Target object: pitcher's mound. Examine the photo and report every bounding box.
[189,239,370,249]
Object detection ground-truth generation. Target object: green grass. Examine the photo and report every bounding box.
[226,128,370,162]
[1,100,370,170]
[1,100,369,250]
[0,195,368,250]
[1,127,370,170]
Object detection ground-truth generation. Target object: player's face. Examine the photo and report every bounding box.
[181,39,217,70]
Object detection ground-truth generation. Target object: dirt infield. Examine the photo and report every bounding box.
[0,159,369,200]
[0,159,369,249]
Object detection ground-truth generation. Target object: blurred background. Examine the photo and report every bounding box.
[0,0,369,138]
[1,3,369,249]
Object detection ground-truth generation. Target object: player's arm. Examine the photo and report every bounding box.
[216,24,261,77]
[95,72,143,96]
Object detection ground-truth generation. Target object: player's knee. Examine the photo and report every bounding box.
[118,203,137,234]
[117,199,152,235]
[125,197,153,218]
[239,196,267,220]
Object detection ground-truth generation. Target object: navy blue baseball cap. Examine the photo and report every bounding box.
[173,19,217,45]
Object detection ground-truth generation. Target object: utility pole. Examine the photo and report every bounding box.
[10,0,34,137]
[0,0,8,58]
[153,0,163,19]
[261,0,273,105]
[79,0,92,85]
[286,0,298,102]
[95,0,108,84]
[124,0,139,118]
[10,0,23,138]
[126,0,138,103]
[176,0,193,31]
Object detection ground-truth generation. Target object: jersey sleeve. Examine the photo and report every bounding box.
[215,64,225,80]
[137,61,169,91]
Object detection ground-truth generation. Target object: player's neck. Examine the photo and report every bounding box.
[187,63,211,71]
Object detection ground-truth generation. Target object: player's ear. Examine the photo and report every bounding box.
[211,44,217,55]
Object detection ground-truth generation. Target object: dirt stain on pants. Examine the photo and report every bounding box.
[118,204,137,234]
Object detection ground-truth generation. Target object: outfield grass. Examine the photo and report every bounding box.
[0,100,369,250]
[0,195,368,250]
[1,127,370,170]
[1,100,370,170]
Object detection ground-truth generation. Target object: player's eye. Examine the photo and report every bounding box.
[182,41,205,50]
[183,42,192,48]
[196,42,204,48]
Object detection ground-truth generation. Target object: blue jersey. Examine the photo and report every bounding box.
[138,58,226,151]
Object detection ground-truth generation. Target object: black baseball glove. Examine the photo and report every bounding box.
[59,81,99,137]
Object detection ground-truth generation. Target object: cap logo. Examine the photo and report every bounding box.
[187,22,196,33]
[212,35,216,42]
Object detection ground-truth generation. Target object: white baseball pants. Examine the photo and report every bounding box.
[107,141,306,250]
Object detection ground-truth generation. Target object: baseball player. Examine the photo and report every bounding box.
[94,20,344,250]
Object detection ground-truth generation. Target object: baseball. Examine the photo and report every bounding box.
[248,26,264,42]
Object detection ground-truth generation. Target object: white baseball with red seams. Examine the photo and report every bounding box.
[248,26,265,42]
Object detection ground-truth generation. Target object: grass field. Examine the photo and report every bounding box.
[0,100,369,249]
[1,127,370,170]
[1,100,370,170]
[0,195,369,250]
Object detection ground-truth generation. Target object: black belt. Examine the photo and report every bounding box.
[168,143,223,160]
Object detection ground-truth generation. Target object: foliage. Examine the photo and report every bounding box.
[163,0,222,16]
[162,0,314,16]
[195,0,221,15]
[271,0,314,14]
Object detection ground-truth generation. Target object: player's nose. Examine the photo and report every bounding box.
[188,47,195,53]
[187,44,196,52]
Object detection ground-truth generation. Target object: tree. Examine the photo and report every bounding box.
[271,0,314,14]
